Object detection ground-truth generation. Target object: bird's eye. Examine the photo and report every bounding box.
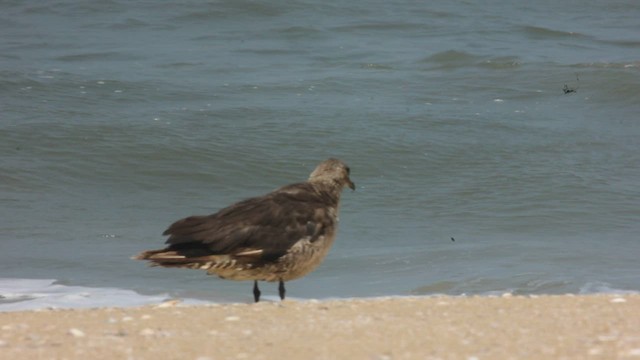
[345,166,350,175]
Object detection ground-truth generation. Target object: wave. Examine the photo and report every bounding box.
[55,52,143,62]
[0,278,206,312]
[419,50,521,70]
[520,25,591,40]
[411,277,639,297]
[579,282,640,295]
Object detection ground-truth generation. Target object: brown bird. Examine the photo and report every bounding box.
[134,158,355,302]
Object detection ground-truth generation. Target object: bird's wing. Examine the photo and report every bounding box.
[162,182,336,260]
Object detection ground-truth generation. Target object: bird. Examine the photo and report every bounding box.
[134,158,355,302]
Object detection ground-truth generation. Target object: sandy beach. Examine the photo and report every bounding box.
[1,294,639,359]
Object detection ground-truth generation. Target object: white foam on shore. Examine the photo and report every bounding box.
[2,278,637,312]
[0,278,207,312]
[578,281,639,295]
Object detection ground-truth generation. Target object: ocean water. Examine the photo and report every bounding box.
[1,0,639,311]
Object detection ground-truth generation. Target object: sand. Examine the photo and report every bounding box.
[1,294,639,359]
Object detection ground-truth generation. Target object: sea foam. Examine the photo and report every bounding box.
[0,278,205,312]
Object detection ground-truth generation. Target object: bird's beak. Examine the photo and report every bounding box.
[347,178,356,191]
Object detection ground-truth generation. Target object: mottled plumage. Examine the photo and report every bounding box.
[134,158,354,302]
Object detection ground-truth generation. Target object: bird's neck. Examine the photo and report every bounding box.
[311,180,342,206]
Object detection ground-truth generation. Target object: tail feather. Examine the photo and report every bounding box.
[135,249,226,265]
[134,244,265,274]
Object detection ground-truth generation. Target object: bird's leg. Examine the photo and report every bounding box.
[278,279,286,300]
[253,280,261,303]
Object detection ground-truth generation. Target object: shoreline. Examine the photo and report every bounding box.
[1,294,639,359]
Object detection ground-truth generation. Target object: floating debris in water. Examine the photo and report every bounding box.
[563,73,580,94]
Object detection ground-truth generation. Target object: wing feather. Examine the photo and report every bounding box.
[161,182,337,260]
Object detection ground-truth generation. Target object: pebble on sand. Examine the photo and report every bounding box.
[68,328,85,338]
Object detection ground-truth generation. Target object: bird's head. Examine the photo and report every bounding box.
[308,158,355,191]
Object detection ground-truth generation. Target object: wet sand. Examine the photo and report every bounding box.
[1,295,639,359]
